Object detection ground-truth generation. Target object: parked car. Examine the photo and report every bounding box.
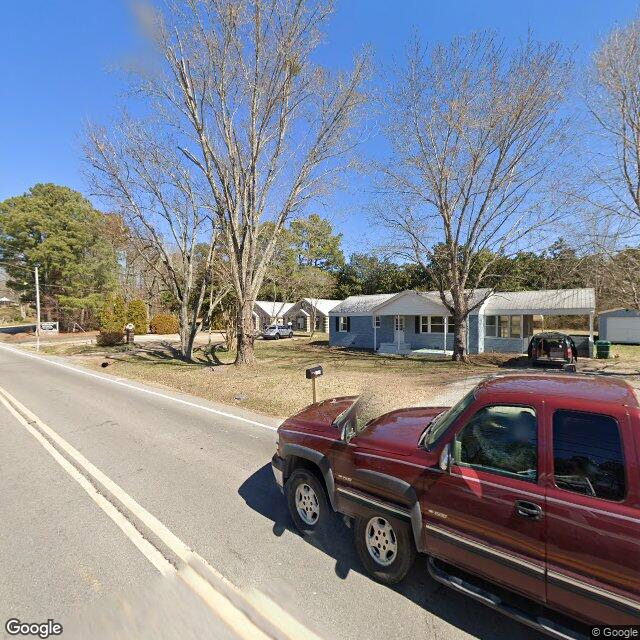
[527,331,578,366]
[262,324,293,339]
[272,374,640,635]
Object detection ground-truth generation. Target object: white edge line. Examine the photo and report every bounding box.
[0,386,275,640]
[0,344,277,431]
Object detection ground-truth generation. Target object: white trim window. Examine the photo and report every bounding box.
[498,315,510,338]
[373,316,381,328]
[447,317,454,334]
[420,316,429,333]
[510,315,522,338]
[430,316,444,333]
[485,315,497,337]
[394,316,405,332]
[339,316,348,332]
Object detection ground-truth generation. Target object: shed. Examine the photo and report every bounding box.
[598,308,640,344]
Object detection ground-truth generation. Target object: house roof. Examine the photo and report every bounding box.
[598,307,640,317]
[0,296,13,303]
[329,289,492,316]
[302,298,342,315]
[329,293,397,316]
[482,288,595,316]
[254,300,295,316]
[329,287,595,317]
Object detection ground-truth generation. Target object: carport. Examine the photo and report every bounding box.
[480,288,596,356]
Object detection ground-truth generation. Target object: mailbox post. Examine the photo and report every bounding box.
[305,365,323,404]
[125,322,135,345]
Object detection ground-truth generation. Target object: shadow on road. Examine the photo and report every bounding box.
[238,463,543,640]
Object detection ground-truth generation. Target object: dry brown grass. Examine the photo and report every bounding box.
[34,335,511,419]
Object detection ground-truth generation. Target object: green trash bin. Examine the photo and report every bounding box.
[595,340,611,359]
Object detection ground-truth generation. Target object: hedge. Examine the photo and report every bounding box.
[97,331,124,347]
[150,313,179,334]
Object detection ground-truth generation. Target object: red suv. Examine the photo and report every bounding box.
[272,374,640,636]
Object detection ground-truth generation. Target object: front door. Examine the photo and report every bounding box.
[424,402,546,603]
[394,316,405,344]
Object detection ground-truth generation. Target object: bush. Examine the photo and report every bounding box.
[127,299,148,335]
[97,331,124,347]
[150,313,179,334]
[113,295,127,331]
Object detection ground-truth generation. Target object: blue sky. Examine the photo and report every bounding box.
[1,0,639,255]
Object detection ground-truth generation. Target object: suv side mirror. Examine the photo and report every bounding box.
[439,443,452,472]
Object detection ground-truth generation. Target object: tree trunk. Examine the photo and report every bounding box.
[235,300,256,365]
[452,313,469,362]
[179,302,191,360]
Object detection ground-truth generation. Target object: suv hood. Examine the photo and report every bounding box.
[354,406,449,456]
[281,396,359,432]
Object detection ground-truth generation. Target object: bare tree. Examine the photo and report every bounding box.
[86,119,219,360]
[104,0,368,365]
[583,18,640,310]
[378,32,571,360]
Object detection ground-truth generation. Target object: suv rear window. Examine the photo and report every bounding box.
[552,410,626,501]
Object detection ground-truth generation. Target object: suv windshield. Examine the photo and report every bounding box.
[424,390,475,448]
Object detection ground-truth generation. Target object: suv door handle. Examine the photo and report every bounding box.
[515,500,543,520]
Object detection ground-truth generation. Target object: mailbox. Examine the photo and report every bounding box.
[305,365,323,379]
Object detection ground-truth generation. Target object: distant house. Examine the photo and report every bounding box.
[253,300,294,331]
[285,298,342,333]
[329,288,596,355]
[0,296,14,307]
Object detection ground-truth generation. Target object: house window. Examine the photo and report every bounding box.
[373,316,381,328]
[430,316,444,333]
[339,316,348,332]
[510,315,522,338]
[485,315,497,337]
[498,315,510,338]
[420,316,429,333]
[447,317,454,333]
[394,316,405,332]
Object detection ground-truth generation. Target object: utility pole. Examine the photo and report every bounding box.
[35,266,41,352]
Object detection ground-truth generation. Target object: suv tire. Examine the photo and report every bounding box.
[286,468,328,536]
[274,333,280,339]
[354,514,415,585]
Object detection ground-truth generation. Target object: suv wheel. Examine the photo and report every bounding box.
[354,514,415,585]
[286,469,328,536]
[274,333,280,339]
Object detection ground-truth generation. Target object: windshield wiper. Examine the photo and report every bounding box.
[418,412,445,448]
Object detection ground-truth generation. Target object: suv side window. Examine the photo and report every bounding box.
[454,405,537,482]
[553,410,626,501]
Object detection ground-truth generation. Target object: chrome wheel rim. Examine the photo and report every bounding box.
[295,483,319,526]
[365,516,398,566]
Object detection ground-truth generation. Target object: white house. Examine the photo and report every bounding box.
[285,298,342,333]
[253,300,295,331]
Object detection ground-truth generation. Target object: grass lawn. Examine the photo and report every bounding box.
[34,334,511,419]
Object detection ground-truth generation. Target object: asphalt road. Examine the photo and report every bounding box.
[0,344,542,640]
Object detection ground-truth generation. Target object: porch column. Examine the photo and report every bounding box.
[396,315,400,354]
[373,317,377,352]
[589,312,594,357]
[443,316,448,352]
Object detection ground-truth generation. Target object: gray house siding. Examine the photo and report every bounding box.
[484,337,525,353]
[330,316,374,349]
[469,314,481,354]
